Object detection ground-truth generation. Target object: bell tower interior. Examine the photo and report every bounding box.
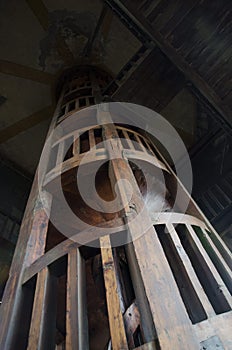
[0,1,232,349]
[0,65,231,350]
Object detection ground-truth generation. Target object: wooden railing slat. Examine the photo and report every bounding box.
[186,224,232,308]
[56,141,65,165]
[73,132,80,156]
[122,129,134,150]
[100,235,129,350]
[66,248,89,350]
[166,223,215,318]
[27,267,57,350]
[88,129,95,149]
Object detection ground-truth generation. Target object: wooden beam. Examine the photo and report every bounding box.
[66,249,89,350]
[0,105,54,144]
[100,235,128,350]
[0,98,60,349]
[97,106,199,349]
[166,223,215,318]
[25,0,49,31]
[0,60,55,85]
[27,267,57,350]
[106,0,232,126]
[101,7,114,41]
[83,5,110,57]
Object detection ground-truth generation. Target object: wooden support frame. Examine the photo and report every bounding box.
[27,267,57,350]
[66,248,89,350]
[105,0,232,127]
[186,224,232,308]
[100,235,129,350]
[97,105,199,349]
[166,223,215,318]
[0,86,64,350]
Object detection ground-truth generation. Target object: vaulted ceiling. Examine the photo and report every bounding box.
[0,0,231,175]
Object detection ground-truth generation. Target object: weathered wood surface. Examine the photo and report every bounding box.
[22,217,124,284]
[0,88,63,349]
[66,249,89,350]
[100,235,128,350]
[135,341,158,350]
[98,106,199,349]
[166,223,215,318]
[27,267,57,350]
[109,0,232,124]
[186,224,232,309]
[193,312,232,350]
[199,228,232,293]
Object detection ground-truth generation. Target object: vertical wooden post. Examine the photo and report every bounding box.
[100,235,128,350]
[97,104,199,349]
[66,248,89,350]
[27,267,57,350]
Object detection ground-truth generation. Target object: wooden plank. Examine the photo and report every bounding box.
[134,133,147,152]
[88,129,95,149]
[197,227,232,294]
[113,48,185,113]
[135,340,158,350]
[101,7,114,41]
[97,106,199,349]
[0,60,55,85]
[24,194,52,266]
[152,212,208,229]
[139,0,163,17]
[107,0,232,126]
[186,224,232,308]
[125,243,157,344]
[146,0,195,31]
[109,177,198,347]
[130,224,199,349]
[193,312,232,350]
[123,149,169,173]
[166,223,215,318]
[22,217,124,284]
[100,235,128,350]
[161,0,200,38]
[0,91,63,349]
[0,106,53,144]
[27,267,57,350]
[143,139,154,155]
[66,249,89,350]
[145,133,232,256]
[83,5,109,56]
[56,141,65,165]
[73,132,80,155]
[122,129,134,150]
[205,229,232,271]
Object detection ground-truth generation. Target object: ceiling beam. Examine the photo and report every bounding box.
[103,44,153,96]
[26,0,74,65]
[105,0,232,128]
[0,105,54,144]
[0,60,55,85]
[101,6,114,41]
[25,0,49,31]
[83,5,112,57]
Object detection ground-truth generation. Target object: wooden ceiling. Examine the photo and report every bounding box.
[0,0,231,174]
[107,0,232,126]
